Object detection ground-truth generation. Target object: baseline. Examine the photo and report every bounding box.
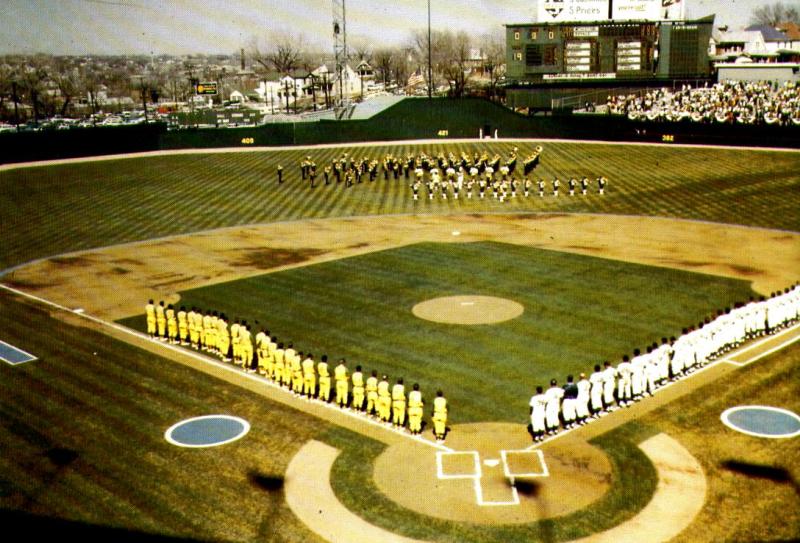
[0,284,451,453]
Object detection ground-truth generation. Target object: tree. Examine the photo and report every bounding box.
[481,31,506,101]
[251,32,307,74]
[438,31,472,98]
[750,1,800,26]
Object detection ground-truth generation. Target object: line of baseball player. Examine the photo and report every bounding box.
[144,302,449,441]
[528,285,800,442]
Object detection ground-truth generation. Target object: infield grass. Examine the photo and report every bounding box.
[122,241,757,425]
[1,142,799,271]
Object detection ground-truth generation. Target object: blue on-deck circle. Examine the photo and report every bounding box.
[165,415,250,448]
[721,406,800,439]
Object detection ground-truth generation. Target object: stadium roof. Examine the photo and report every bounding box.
[744,24,789,41]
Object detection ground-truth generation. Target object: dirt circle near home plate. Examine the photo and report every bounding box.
[412,296,524,325]
[372,422,612,524]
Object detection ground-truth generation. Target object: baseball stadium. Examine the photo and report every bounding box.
[2,3,800,543]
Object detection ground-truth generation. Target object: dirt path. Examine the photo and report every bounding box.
[285,433,704,543]
[570,433,706,543]
[286,440,430,543]
[4,213,798,321]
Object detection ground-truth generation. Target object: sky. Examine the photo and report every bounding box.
[0,0,777,56]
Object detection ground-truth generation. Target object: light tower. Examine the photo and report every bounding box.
[332,0,349,115]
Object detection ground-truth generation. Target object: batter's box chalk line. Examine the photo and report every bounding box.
[501,449,549,485]
[436,449,549,506]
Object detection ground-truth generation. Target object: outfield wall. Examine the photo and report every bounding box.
[2,98,799,164]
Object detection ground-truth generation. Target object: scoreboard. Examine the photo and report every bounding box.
[506,16,714,82]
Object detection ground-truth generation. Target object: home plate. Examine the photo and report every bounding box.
[461,302,475,306]
[452,231,460,236]
[484,459,500,467]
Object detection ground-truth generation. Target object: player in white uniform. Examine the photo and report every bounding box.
[575,373,591,425]
[630,348,646,400]
[529,386,548,442]
[545,379,564,435]
[616,355,633,406]
[589,364,605,416]
[561,375,578,429]
[602,361,617,411]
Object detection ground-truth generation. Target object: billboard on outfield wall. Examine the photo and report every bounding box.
[537,0,685,23]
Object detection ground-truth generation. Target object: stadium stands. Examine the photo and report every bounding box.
[609,81,800,126]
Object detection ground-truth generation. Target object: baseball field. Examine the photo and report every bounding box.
[1,139,799,542]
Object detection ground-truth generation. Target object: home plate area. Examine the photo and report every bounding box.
[437,449,548,506]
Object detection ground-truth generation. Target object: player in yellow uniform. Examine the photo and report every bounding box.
[230,319,241,364]
[365,370,379,416]
[265,335,277,379]
[217,314,231,361]
[155,301,167,340]
[291,350,304,394]
[240,323,253,370]
[177,306,188,345]
[392,378,406,428]
[199,310,210,350]
[203,311,216,353]
[317,355,331,402]
[282,343,296,388]
[145,299,156,338]
[432,390,448,441]
[166,304,178,344]
[302,353,316,398]
[255,328,267,374]
[377,375,391,423]
[351,365,365,411]
[273,342,286,385]
[334,359,349,407]
[186,307,196,347]
[407,383,424,435]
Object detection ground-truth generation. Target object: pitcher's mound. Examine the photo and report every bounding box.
[412,296,524,325]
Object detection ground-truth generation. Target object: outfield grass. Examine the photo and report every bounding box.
[0,290,328,543]
[121,242,757,425]
[1,142,799,271]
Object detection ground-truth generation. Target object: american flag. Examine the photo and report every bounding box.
[407,70,425,87]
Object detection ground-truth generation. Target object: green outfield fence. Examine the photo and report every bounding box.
[2,97,799,164]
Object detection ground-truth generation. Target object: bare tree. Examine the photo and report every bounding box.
[750,1,800,26]
[438,31,472,98]
[480,31,506,101]
[373,47,394,87]
[251,32,308,74]
[350,37,373,63]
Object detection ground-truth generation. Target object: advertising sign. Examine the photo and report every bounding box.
[537,0,684,22]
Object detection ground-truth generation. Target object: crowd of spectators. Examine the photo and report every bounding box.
[607,81,800,126]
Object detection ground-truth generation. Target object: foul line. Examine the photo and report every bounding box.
[0,283,452,453]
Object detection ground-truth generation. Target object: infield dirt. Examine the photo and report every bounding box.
[4,213,798,322]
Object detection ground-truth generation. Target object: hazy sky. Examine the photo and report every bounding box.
[0,0,776,55]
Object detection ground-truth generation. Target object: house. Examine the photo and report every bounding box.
[744,24,791,53]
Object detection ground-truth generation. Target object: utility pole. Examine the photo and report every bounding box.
[11,80,19,129]
[427,0,432,99]
[333,0,349,113]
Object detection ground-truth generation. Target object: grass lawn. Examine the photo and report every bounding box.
[0,290,328,543]
[1,142,798,271]
[637,342,800,543]
[122,242,757,425]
